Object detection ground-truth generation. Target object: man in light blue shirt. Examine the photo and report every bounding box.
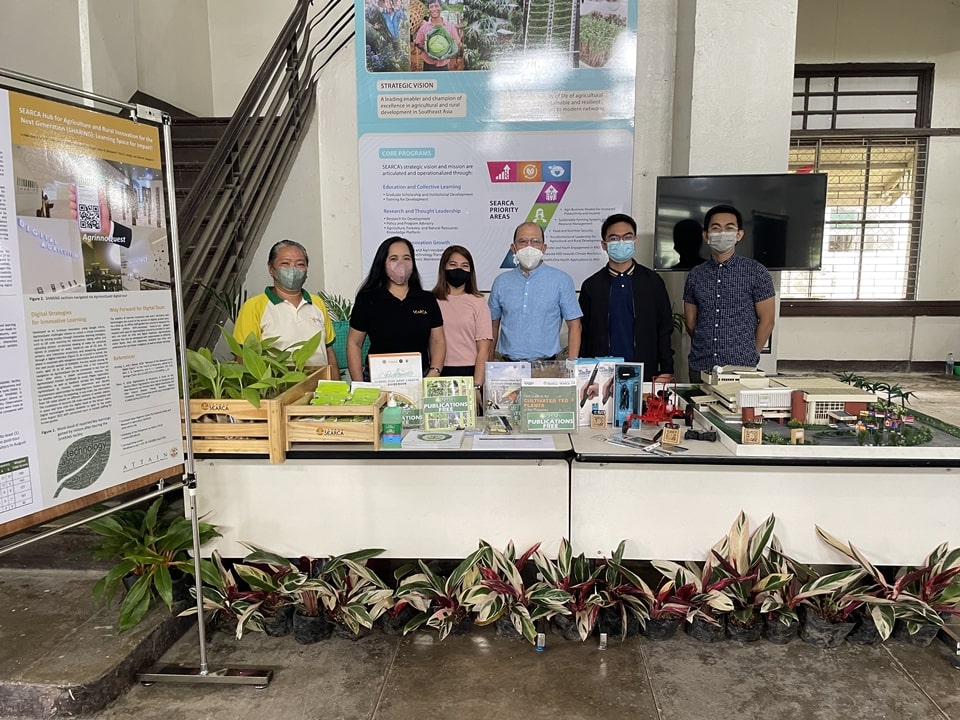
[488,222,583,361]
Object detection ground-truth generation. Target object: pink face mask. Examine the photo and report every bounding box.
[386,258,413,285]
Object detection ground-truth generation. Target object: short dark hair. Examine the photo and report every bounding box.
[704,204,742,230]
[268,239,309,266]
[601,213,636,240]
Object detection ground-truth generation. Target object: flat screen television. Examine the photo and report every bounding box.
[653,173,828,271]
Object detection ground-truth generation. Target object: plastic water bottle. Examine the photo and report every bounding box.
[947,353,955,377]
[381,393,403,448]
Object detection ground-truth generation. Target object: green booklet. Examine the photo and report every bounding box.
[422,376,476,430]
[519,377,578,433]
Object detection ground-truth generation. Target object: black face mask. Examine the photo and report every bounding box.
[445,268,470,288]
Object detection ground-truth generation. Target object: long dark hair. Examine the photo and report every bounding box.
[432,245,481,300]
[357,236,423,295]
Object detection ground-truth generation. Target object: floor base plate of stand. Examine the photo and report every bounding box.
[137,665,273,687]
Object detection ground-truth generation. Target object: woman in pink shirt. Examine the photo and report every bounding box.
[432,245,493,388]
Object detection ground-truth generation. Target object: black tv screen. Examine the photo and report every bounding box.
[653,173,828,271]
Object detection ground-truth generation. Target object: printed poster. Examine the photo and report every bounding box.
[0,88,181,526]
[356,0,638,290]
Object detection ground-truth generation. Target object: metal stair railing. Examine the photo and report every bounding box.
[179,0,355,349]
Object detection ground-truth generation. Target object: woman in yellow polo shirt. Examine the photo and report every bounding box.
[233,239,339,373]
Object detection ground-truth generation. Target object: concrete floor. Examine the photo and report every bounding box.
[2,370,960,719]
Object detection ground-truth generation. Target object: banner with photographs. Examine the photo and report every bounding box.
[0,88,181,527]
[356,0,638,290]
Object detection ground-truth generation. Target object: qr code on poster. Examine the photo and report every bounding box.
[78,202,101,231]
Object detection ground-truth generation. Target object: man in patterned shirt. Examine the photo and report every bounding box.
[682,204,775,380]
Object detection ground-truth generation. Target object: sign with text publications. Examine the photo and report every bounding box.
[0,88,181,526]
[356,0,638,290]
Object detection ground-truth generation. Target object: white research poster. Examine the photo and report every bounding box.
[0,87,182,527]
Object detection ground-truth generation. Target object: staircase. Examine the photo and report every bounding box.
[166,0,354,350]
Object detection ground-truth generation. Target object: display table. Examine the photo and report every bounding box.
[195,434,573,559]
[569,427,960,565]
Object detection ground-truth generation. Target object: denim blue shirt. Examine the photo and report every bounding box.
[488,263,582,360]
[683,253,775,372]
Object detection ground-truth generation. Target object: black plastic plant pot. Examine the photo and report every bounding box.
[551,614,585,641]
[495,614,523,640]
[381,605,417,636]
[332,622,371,641]
[262,604,294,638]
[293,611,333,644]
[726,616,762,643]
[846,613,882,646]
[597,607,641,639]
[642,616,681,641]
[685,615,726,643]
[892,619,941,647]
[799,607,855,649]
[763,615,799,645]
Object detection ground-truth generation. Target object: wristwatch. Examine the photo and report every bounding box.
[428,367,441,374]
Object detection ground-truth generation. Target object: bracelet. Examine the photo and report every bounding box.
[429,367,441,373]
[474,383,482,390]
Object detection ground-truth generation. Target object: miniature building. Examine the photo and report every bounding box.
[739,386,794,423]
[771,377,876,424]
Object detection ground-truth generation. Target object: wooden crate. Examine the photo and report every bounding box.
[184,367,332,463]
[285,391,388,450]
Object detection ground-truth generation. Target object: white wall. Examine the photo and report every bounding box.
[87,0,138,102]
[207,0,294,116]
[0,1,85,90]
[133,0,214,115]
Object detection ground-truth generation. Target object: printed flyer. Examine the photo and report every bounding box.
[0,88,181,526]
[356,0,638,289]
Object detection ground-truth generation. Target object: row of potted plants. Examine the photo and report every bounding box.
[165,512,959,649]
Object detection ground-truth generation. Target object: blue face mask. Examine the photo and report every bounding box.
[606,240,635,263]
[275,266,307,292]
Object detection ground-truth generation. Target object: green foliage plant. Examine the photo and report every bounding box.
[395,547,486,640]
[302,549,393,635]
[710,512,791,629]
[531,538,606,641]
[179,550,264,640]
[89,497,220,632]
[598,540,652,639]
[186,328,323,408]
[651,556,736,626]
[462,540,572,644]
[816,526,956,639]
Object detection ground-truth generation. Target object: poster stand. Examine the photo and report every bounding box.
[0,69,271,689]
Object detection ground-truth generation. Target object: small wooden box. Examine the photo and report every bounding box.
[184,367,332,464]
[285,391,389,450]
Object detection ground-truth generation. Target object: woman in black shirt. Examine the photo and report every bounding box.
[347,236,445,381]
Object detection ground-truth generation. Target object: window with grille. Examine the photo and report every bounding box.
[783,65,932,301]
[813,400,847,423]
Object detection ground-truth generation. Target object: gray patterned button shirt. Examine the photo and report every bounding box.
[683,254,775,372]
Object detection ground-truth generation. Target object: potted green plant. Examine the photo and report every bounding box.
[318,290,369,373]
[531,538,606,642]
[710,512,791,642]
[88,497,220,632]
[463,540,571,644]
[651,558,735,643]
[179,550,265,640]
[230,543,302,637]
[395,547,486,640]
[759,544,869,649]
[758,536,802,643]
[306,549,393,639]
[818,527,960,646]
[596,540,650,640]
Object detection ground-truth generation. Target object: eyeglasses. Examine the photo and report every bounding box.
[708,224,740,233]
[605,233,636,243]
[514,238,544,248]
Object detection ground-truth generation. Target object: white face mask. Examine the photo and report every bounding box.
[515,246,543,270]
[707,230,739,254]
